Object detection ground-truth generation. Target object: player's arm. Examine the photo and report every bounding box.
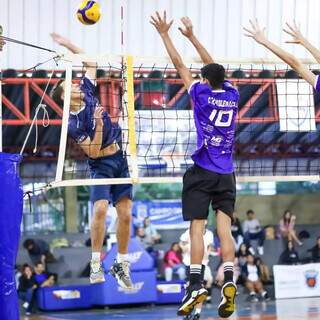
[78,107,104,159]
[284,21,320,64]
[178,17,214,65]
[50,33,96,80]
[244,19,316,88]
[150,11,193,90]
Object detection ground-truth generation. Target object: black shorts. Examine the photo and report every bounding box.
[182,164,236,221]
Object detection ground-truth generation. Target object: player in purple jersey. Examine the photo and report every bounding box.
[244,19,320,91]
[50,33,133,289]
[151,12,238,318]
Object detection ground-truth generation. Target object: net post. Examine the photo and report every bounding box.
[126,55,139,183]
[55,61,73,182]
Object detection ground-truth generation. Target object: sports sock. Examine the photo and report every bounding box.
[194,307,202,315]
[200,264,205,282]
[117,253,129,262]
[190,264,202,285]
[223,261,234,283]
[91,252,101,261]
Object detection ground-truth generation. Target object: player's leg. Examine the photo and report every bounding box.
[109,196,133,289]
[214,173,237,318]
[90,198,109,283]
[178,166,210,316]
[246,280,258,302]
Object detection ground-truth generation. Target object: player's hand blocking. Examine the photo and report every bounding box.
[243,19,267,45]
[94,107,104,128]
[150,11,173,36]
[0,39,5,51]
[50,32,71,47]
[283,21,306,45]
[178,17,194,38]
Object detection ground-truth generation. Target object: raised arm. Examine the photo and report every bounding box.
[178,17,214,65]
[284,21,320,64]
[50,32,96,80]
[244,19,316,88]
[150,11,193,90]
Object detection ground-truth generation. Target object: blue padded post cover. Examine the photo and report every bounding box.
[0,153,23,320]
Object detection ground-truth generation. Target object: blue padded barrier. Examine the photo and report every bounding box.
[0,153,23,320]
[156,280,185,304]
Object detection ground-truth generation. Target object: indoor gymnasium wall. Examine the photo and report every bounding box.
[1,0,320,69]
[236,194,320,225]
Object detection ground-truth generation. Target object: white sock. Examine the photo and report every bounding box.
[195,307,202,315]
[117,253,129,262]
[91,252,101,261]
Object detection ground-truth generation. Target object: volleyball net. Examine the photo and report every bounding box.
[49,54,320,188]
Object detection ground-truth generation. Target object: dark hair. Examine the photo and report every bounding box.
[247,209,254,216]
[283,210,292,224]
[50,80,65,107]
[23,239,35,249]
[35,261,43,267]
[201,63,225,89]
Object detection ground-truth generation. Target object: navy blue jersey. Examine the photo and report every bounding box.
[68,75,122,149]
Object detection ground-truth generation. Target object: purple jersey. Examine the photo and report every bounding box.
[188,80,239,174]
[68,75,122,150]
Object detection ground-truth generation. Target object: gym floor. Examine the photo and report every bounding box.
[22,297,320,319]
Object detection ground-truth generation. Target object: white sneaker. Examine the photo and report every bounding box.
[90,260,105,284]
[22,302,29,309]
[258,246,264,255]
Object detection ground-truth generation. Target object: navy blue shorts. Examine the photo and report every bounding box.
[88,151,133,204]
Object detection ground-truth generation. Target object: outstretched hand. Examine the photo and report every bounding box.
[283,21,305,44]
[0,38,5,51]
[178,17,194,38]
[94,107,104,127]
[50,33,70,46]
[243,19,268,45]
[150,11,173,36]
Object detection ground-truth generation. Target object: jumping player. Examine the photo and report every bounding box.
[244,19,320,91]
[151,12,238,318]
[50,33,133,288]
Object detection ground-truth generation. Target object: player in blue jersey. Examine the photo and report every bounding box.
[244,19,320,91]
[151,12,238,318]
[50,33,133,288]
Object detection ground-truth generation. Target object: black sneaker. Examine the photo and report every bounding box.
[218,282,237,318]
[192,313,201,320]
[177,283,208,316]
[249,293,259,302]
[109,260,133,289]
[261,291,270,301]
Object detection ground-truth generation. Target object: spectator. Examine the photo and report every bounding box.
[179,226,214,303]
[236,243,251,268]
[143,217,161,244]
[33,262,55,287]
[255,257,271,284]
[163,242,186,281]
[23,238,56,267]
[309,237,320,262]
[279,210,303,246]
[135,227,154,250]
[243,210,265,255]
[18,264,37,316]
[242,254,269,302]
[279,241,300,265]
[231,212,244,251]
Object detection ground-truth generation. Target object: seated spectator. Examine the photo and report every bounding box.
[242,254,269,302]
[34,262,55,287]
[236,243,251,268]
[243,210,265,255]
[216,258,241,287]
[23,238,56,267]
[279,210,302,246]
[18,264,37,316]
[163,242,186,281]
[279,241,300,265]
[231,212,244,251]
[135,227,154,251]
[179,225,214,303]
[255,257,271,284]
[143,217,161,244]
[308,236,320,262]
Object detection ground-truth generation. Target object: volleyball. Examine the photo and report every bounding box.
[77,0,101,25]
